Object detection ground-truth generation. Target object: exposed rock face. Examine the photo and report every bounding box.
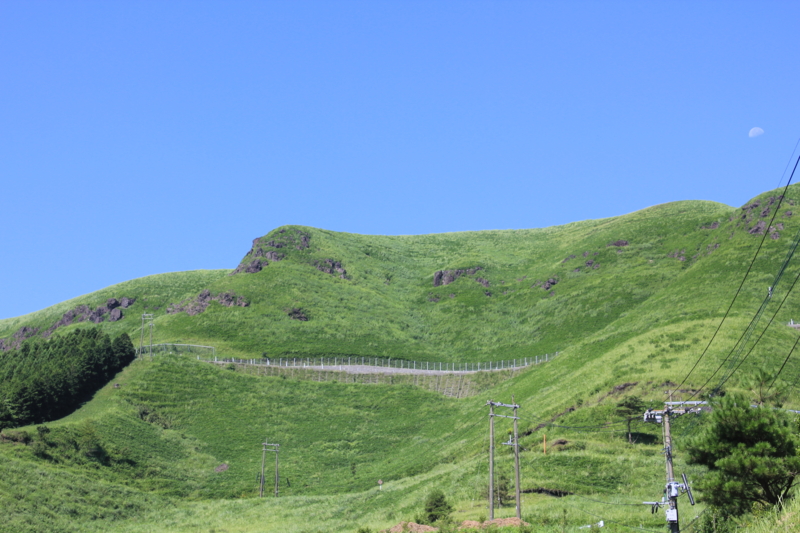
[89,307,109,323]
[475,277,490,287]
[230,229,309,275]
[2,296,136,349]
[287,308,308,321]
[0,325,40,351]
[701,221,720,230]
[542,278,558,290]
[432,266,482,287]
[314,259,349,279]
[749,220,767,235]
[167,290,249,316]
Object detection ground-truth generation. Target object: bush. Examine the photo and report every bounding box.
[422,489,453,525]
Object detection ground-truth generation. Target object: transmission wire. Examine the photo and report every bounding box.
[674,156,800,395]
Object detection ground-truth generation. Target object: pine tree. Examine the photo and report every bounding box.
[686,393,800,515]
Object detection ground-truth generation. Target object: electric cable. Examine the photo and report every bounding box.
[721,277,800,388]
[571,493,650,507]
[553,495,665,533]
[690,220,800,400]
[673,156,800,395]
[767,333,800,393]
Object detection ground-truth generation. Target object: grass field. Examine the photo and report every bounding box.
[3,186,800,531]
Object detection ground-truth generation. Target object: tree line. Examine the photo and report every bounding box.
[0,328,135,429]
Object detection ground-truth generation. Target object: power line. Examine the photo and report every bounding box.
[686,218,800,400]
[767,333,800,393]
[554,496,664,533]
[674,156,800,394]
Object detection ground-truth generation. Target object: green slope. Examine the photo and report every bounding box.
[3,186,800,532]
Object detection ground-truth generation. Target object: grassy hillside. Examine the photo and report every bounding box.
[3,186,800,532]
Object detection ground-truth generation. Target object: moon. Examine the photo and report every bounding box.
[749,127,764,138]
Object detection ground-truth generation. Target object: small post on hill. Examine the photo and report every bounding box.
[259,440,280,498]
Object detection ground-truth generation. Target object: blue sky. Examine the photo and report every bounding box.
[2,1,799,319]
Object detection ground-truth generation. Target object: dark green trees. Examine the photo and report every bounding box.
[686,394,800,515]
[616,396,646,443]
[0,328,135,430]
[422,489,453,525]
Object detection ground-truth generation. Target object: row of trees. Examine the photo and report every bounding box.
[0,328,135,429]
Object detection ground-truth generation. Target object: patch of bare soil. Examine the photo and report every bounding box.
[459,517,532,529]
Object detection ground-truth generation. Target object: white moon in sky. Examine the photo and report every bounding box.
[749,127,764,138]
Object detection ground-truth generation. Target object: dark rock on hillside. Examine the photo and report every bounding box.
[2,297,135,348]
[315,259,348,279]
[562,254,576,263]
[288,308,308,321]
[230,230,308,275]
[167,290,249,316]
[476,277,490,287]
[432,266,482,287]
[0,325,40,351]
[89,307,109,323]
[701,221,720,230]
[542,278,558,290]
[608,240,629,247]
[749,220,767,235]
[785,211,793,218]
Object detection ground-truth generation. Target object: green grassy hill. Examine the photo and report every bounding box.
[3,186,800,532]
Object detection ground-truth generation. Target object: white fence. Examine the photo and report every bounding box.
[201,353,559,373]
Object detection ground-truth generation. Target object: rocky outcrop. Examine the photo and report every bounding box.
[287,308,308,321]
[432,266,482,287]
[314,259,348,279]
[167,290,249,316]
[542,278,558,290]
[749,220,767,235]
[608,240,629,247]
[230,230,309,275]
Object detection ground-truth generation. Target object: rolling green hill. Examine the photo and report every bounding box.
[3,186,800,532]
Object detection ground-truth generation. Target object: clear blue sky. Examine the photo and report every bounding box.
[2,1,799,319]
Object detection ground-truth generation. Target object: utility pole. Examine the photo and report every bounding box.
[488,400,495,520]
[642,400,702,532]
[513,397,522,519]
[259,441,280,498]
[487,398,522,520]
